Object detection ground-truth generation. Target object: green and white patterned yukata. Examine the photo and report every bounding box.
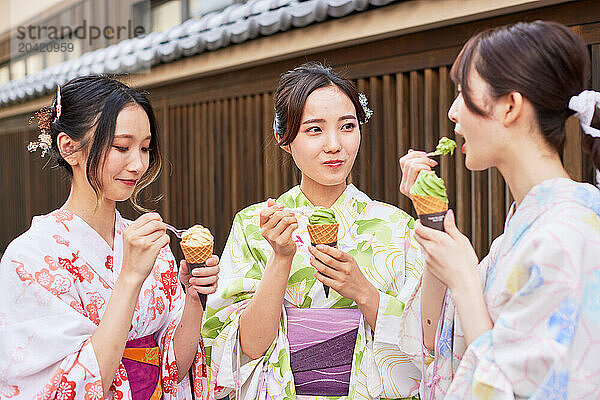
[202,184,424,400]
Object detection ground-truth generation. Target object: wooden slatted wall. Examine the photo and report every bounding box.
[152,63,594,259]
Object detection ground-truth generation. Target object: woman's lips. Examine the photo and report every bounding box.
[118,179,137,186]
[323,160,344,168]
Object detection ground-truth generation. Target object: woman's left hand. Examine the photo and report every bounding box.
[179,256,220,297]
[309,245,376,304]
[414,209,479,293]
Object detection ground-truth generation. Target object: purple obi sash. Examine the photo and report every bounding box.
[122,334,162,400]
[285,307,361,396]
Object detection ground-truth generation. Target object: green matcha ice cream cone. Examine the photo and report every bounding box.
[410,171,449,231]
[308,207,338,297]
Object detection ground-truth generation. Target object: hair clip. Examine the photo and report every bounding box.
[273,115,282,143]
[359,93,373,124]
[27,86,62,157]
[55,85,62,121]
[27,106,53,157]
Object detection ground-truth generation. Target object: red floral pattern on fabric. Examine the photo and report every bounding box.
[162,361,178,396]
[0,384,20,398]
[159,270,178,305]
[44,256,59,271]
[52,235,70,247]
[52,210,74,232]
[144,287,158,320]
[105,255,113,272]
[69,300,86,316]
[59,257,85,282]
[51,274,72,295]
[83,381,103,400]
[55,376,76,400]
[193,377,204,399]
[156,296,165,315]
[35,368,63,400]
[32,268,72,296]
[112,364,128,387]
[192,344,207,399]
[34,269,54,289]
[13,261,34,285]
[84,292,105,325]
[78,264,94,283]
[42,252,94,285]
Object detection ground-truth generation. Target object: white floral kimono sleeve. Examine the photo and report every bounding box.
[0,240,103,398]
[446,216,600,399]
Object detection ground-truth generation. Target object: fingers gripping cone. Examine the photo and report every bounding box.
[307,223,339,297]
[180,225,214,309]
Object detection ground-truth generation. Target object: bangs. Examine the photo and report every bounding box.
[450,32,489,116]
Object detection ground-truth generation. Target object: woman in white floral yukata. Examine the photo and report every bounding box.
[0,76,219,399]
[202,63,445,400]
[399,21,600,399]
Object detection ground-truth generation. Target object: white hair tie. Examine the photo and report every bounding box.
[569,90,600,139]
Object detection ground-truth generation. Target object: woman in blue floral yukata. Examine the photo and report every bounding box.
[399,20,600,399]
[202,63,445,400]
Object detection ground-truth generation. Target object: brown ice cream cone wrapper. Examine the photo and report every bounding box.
[180,242,214,309]
[308,223,339,297]
[411,194,449,232]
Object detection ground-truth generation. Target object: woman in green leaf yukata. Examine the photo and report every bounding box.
[202,63,444,400]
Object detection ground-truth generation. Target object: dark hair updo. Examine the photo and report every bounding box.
[273,62,366,146]
[46,75,162,211]
[451,20,600,169]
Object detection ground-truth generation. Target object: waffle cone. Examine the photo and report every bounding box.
[307,223,339,245]
[180,242,213,264]
[411,194,448,216]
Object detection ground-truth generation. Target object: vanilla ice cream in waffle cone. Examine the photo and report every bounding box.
[180,224,214,308]
[410,171,449,231]
[308,208,339,297]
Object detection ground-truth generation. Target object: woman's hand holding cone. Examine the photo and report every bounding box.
[414,209,479,293]
[398,149,438,197]
[309,245,376,303]
[179,257,220,299]
[260,198,298,258]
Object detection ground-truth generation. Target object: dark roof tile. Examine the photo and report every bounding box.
[0,0,402,105]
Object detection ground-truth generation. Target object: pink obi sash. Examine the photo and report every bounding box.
[285,307,361,396]
[122,334,162,400]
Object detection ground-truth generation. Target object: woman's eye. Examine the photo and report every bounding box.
[113,146,128,152]
[342,122,356,130]
[141,147,152,152]
[306,126,321,134]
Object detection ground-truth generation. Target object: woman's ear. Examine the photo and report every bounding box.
[502,91,524,127]
[274,130,291,153]
[56,132,81,166]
